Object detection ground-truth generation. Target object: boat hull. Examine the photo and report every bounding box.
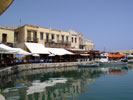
[78,63,99,67]
[99,61,127,67]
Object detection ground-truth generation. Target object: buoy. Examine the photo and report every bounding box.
[59,69,61,72]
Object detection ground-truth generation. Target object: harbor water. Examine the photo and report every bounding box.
[0,64,133,100]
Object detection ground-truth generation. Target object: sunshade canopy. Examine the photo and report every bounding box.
[25,43,50,54]
[0,43,18,54]
[14,48,31,55]
[45,48,73,56]
[15,54,24,58]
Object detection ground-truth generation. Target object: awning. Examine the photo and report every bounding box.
[15,54,24,58]
[45,48,73,56]
[25,43,50,54]
[0,0,14,15]
[14,48,31,55]
[108,54,126,58]
[0,43,18,54]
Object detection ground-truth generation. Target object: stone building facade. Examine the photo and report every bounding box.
[0,25,94,50]
[70,30,79,49]
[84,39,94,50]
[14,25,71,49]
[0,27,14,47]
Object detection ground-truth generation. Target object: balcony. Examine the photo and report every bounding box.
[60,40,71,44]
[45,39,71,44]
[27,37,38,43]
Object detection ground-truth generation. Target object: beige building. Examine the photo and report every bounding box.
[0,27,14,47]
[116,50,133,55]
[70,30,79,49]
[14,25,71,49]
[84,39,94,50]
[0,24,95,51]
[78,33,85,49]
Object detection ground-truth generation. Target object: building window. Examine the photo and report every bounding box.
[33,31,37,42]
[46,33,49,42]
[14,32,18,42]
[57,35,59,41]
[40,32,43,40]
[62,35,64,42]
[72,37,73,43]
[51,34,54,40]
[27,30,31,40]
[33,31,37,39]
[75,38,77,43]
[66,36,69,42]
[2,34,7,42]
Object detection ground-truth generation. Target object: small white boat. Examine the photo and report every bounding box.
[100,61,126,65]
[127,55,133,63]
[78,62,99,67]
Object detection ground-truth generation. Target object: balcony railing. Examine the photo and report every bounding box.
[45,39,71,44]
[27,37,38,43]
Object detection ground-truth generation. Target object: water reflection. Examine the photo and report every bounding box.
[0,65,132,100]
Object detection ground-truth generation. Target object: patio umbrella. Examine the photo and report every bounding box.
[15,54,24,58]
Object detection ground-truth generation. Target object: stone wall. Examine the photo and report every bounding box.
[0,62,82,77]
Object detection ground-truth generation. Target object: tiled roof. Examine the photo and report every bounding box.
[0,26,14,31]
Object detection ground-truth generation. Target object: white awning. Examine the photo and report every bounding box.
[0,44,18,54]
[45,48,73,56]
[25,43,50,54]
[14,48,31,55]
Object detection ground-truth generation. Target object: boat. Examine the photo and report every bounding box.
[78,62,99,67]
[99,53,127,66]
[127,55,133,63]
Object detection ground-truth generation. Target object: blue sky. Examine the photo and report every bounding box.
[0,0,133,51]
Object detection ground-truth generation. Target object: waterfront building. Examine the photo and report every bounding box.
[84,39,94,50]
[70,30,79,49]
[14,25,71,49]
[0,25,94,51]
[78,33,85,49]
[0,27,14,47]
[116,50,133,55]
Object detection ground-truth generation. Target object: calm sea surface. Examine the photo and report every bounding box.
[1,64,133,100]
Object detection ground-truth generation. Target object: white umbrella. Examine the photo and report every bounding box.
[0,44,18,60]
[49,53,55,57]
[32,54,40,57]
[0,44,18,54]
[14,48,31,55]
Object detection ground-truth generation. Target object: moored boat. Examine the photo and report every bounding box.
[78,62,99,67]
[99,52,127,66]
[127,55,133,63]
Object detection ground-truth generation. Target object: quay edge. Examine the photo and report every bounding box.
[0,62,87,77]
